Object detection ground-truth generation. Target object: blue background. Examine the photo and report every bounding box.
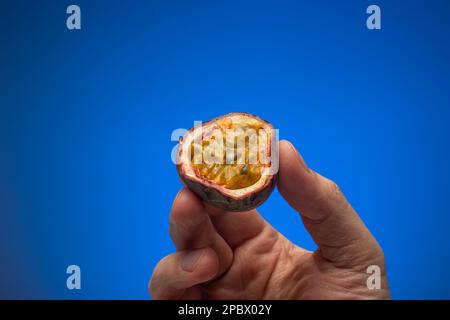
[1,0,450,299]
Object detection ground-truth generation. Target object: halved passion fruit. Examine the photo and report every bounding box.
[176,112,278,212]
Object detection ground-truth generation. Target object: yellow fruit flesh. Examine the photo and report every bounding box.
[190,119,267,190]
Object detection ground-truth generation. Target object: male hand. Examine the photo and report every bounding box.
[149,141,390,299]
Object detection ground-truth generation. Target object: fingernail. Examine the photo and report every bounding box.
[286,140,310,173]
[170,189,184,213]
[181,249,205,272]
[174,189,184,201]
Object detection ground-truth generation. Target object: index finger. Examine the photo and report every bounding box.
[169,188,233,274]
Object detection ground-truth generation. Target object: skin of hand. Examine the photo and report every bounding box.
[149,140,390,300]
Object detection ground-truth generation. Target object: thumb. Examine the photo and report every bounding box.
[277,140,383,267]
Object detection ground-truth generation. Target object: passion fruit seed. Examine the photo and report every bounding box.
[189,120,267,190]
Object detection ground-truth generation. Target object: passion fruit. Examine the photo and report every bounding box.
[176,112,278,212]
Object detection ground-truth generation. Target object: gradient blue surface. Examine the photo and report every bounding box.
[1,0,450,299]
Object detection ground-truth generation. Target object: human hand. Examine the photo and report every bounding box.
[149,140,390,299]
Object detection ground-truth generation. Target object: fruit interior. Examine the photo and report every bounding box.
[190,117,269,190]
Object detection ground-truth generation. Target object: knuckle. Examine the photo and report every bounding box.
[328,179,343,197]
[148,268,161,297]
[148,275,158,297]
[325,178,349,208]
[311,172,343,201]
[148,276,156,296]
[371,240,386,262]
